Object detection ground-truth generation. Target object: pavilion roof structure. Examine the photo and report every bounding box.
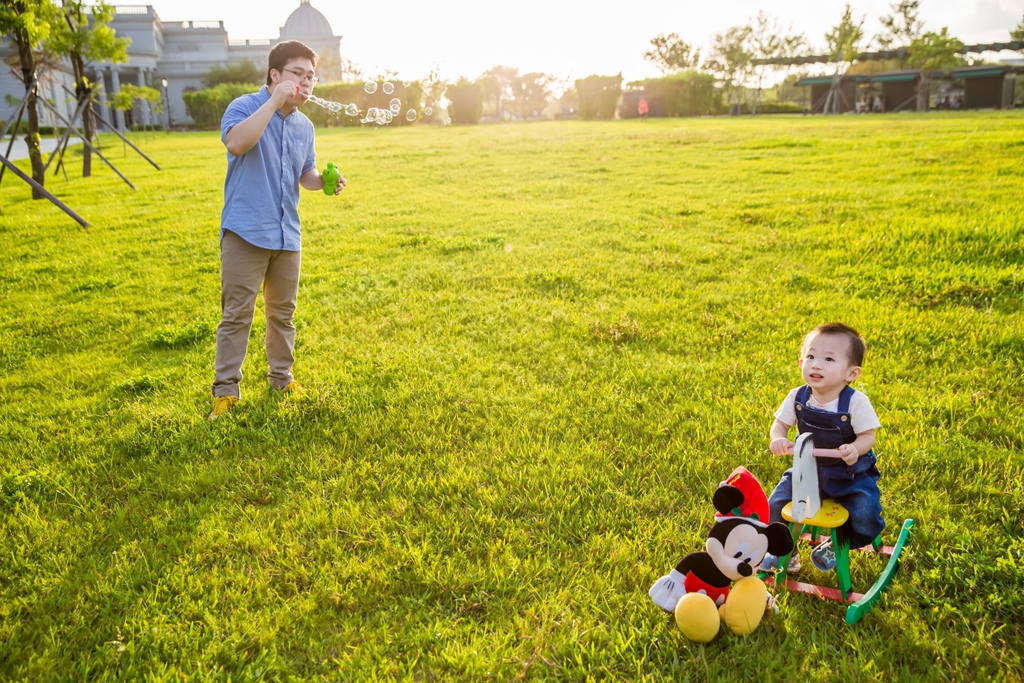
[796,64,1021,87]
[753,41,1024,66]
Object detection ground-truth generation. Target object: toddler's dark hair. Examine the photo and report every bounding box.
[804,322,866,366]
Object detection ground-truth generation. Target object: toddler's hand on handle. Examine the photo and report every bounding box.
[769,438,793,455]
[837,443,860,465]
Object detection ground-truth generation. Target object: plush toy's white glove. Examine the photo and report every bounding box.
[649,569,688,612]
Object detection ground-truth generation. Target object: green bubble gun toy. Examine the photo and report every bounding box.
[322,162,340,195]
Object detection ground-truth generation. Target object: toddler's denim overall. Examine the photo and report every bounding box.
[768,385,885,549]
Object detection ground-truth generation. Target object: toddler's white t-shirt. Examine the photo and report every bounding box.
[775,387,881,435]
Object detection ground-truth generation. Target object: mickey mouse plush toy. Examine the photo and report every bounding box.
[649,466,795,617]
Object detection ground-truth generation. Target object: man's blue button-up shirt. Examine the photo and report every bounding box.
[220,86,316,252]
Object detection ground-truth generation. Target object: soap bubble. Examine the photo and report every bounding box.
[364,81,377,94]
[345,103,359,116]
[424,106,433,116]
[406,109,417,122]
[379,110,393,125]
[390,98,401,113]
[328,102,342,113]
[383,81,395,94]
[445,117,452,125]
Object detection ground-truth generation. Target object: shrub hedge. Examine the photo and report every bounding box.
[182,81,425,130]
[575,75,623,120]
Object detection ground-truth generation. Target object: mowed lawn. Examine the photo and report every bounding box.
[1,113,1022,681]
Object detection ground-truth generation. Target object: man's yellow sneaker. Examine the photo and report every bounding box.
[277,381,307,398]
[208,396,238,420]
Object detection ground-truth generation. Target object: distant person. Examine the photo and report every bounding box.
[209,40,346,420]
[638,97,649,122]
[759,322,884,574]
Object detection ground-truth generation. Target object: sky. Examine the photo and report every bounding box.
[150,0,1023,84]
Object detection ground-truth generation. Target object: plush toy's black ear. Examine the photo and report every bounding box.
[765,522,795,556]
[712,485,744,516]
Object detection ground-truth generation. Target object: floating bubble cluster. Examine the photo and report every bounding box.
[306,94,359,116]
[362,107,394,125]
[303,82,442,127]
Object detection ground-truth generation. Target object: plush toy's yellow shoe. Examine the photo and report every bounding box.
[719,576,769,635]
[674,592,720,643]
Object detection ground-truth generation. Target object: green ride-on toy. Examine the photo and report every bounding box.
[759,433,915,624]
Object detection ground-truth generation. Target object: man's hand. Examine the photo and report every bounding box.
[271,82,306,110]
[326,173,347,195]
[837,443,860,465]
[770,438,793,455]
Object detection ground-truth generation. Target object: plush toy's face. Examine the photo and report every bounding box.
[705,522,771,581]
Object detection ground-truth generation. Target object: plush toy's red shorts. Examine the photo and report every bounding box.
[684,573,730,606]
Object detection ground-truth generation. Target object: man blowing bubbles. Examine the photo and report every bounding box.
[209,40,346,419]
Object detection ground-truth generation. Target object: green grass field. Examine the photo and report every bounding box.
[1,112,1022,681]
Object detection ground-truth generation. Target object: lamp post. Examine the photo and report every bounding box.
[161,78,170,130]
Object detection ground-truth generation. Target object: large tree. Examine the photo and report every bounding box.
[907,28,963,110]
[420,66,445,122]
[643,33,701,75]
[47,0,129,178]
[907,28,963,70]
[0,0,59,197]
[445,77,482,125]
[479,65,519,120]
[826,4,866,64]
[1012,12,1024,41]
[705,25,753,107]
[514,72,552,119]
[747,12,806,104]
[876,0,924,50]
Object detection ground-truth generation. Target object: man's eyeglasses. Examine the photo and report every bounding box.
[281,68,319,85]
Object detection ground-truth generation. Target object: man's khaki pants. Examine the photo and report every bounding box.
[212,230,301,398]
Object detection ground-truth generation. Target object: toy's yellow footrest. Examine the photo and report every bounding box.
[782,498,849,528]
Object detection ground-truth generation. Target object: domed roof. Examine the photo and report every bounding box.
[280,0,334,39]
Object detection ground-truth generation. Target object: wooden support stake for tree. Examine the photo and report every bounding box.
[0,76,38,187]
[61,85,161,171]
[44,94,91,175]
[36,92,136,190]
[0,102,26,186]
[0,151,90,227]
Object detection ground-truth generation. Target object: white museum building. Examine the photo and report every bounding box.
[0,0,341,130]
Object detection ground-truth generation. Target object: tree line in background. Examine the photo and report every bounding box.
[642,1,1024,112]
[3,0,1024,200]
[187,1,1023,127]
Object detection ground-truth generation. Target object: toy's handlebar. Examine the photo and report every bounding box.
[783,445,843,458]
